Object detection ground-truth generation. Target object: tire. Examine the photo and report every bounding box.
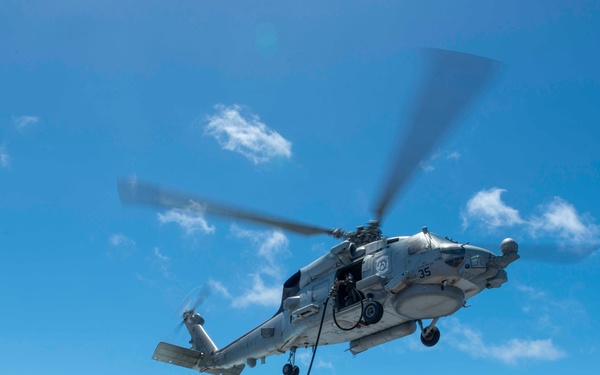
[420,326,441,347]
[283,363,294,375]
[363,301,384,325]
[292,365,300,375]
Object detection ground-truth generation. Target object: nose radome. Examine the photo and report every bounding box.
[500,238,519,255]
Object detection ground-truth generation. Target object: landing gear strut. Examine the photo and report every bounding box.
[282,347,300,375]
[418,318,441,347]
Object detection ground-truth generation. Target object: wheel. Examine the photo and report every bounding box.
[282,363,294,375]
[420,326,440,347]
[292,365,300,375]
[362,301,384,325]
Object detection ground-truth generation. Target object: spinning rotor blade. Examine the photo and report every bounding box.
[118,177,336,236]
[178,284,211,315]
[374,49,500,221]
[508,243,598,264]
[167,285,211,340]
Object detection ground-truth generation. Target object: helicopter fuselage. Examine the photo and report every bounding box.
[154,229,519,374]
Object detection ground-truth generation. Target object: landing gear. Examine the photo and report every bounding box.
[418,318,441,347]
[283,348,300,375]
[282,364,299,375]
[420,326,440,347]
[362,301,384,325]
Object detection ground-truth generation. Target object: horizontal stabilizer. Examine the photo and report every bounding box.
[152,342,245,375]
[152,342,203,370]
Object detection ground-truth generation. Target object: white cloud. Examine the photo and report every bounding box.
[158,208,215,235]
[446,151,461,160]
[462,188,524,229]
[529,197,599,245]
[210,226,289,309]
[208,279,232,299]
[230,224,289,278]
[109,233,136,247]
[204,104,292,164]
[13,115,39,130]
[490,338,565,364]
[106,233,136,259]
[230,274,282,308]
[0,145,10,168]
[445,318,565,365]
[462,189,599,256]
[516,285,588,334]
[153,247,171,278]
[154,247,169,261]
[420,150,461,172]
[295,352,334,370]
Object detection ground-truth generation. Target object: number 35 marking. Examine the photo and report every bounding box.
[418,267,432,278]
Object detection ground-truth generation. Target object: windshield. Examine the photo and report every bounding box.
[407,232,461,255]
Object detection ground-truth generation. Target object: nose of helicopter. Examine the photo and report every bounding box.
[462,238,520,269]
[458,242,518,288]
[460,244,496,271]
[462,244,494,257]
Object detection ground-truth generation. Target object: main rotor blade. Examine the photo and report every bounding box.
[374,49,500,221]
[118,177,336,236]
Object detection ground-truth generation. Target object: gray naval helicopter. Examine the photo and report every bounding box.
[118,49,520,375]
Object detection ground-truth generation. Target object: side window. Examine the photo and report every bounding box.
[441,248,466,268]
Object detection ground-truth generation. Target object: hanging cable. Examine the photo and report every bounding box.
[307,278,365,375]
[307,296,329,375]
[332,278,364,331]
[332,287,364,331]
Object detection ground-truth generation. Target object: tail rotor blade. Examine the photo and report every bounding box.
[178,284,211,315]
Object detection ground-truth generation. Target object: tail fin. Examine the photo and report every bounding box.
[185,312,218,356]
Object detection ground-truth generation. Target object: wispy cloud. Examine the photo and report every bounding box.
[109,233,136,247]
[152,247,172,279]
[230,224,289,278]
[516,285,588,334]
[13,115,39,130]
[209,275,280,308]
[208,279,232,299]
[446,151,461,160]
[296,351,334,370]
[0,145,10,168]
[420,150,461,172]
[157,207,215,235]
[106,233,136,258]
[230,274,282,308]
[444,318,565,365]
[210,226,290,309]
[462,188,599,256]
[204,104,292,164]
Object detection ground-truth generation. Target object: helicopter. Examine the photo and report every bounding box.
[118,49,520,375]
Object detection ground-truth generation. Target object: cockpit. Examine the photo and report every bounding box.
[406,230,467,268]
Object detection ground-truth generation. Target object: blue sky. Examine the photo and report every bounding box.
[1,1,599,374]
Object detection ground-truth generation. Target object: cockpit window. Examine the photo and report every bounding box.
[407,233,427,255]
[407,232,462,256]
[441,248,466,268]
